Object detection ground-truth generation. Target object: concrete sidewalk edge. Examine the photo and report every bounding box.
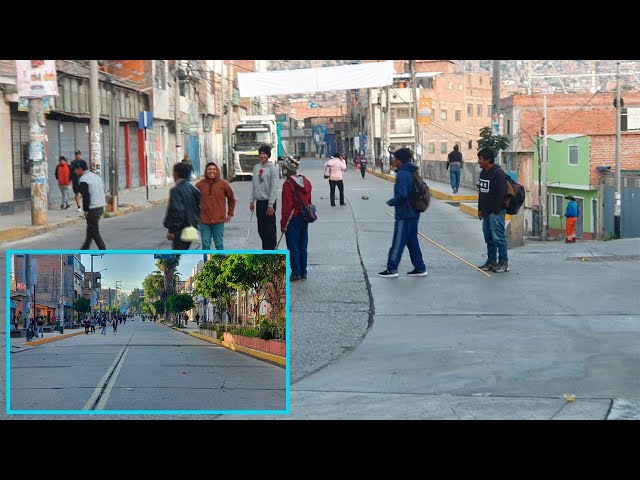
[367,167,479,202]
[23,330,86,346]
[0,197,168,243]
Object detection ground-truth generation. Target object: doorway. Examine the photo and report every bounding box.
[575,197,584,238]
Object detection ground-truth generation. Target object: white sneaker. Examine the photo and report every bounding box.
[77,207,82,212]
[407,269,428,277]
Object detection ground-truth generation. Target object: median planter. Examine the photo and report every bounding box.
[223,332,285,357]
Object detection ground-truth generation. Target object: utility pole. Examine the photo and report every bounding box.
[115,280,122,315]
[367,88,374,164]
[541,94,548,240]
[24,255,32,329]
[384,85,391,173]
[492,60,501,164]
[57,254,63,333]
[175,62,183,163]
[89,60,101,177]
[615,60,622,238]
[28,98,48,225]
[108,83,119,213]
[410,60,419,160]
[227,62,234,177]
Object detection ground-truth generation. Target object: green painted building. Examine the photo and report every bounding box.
[534,135,599,239]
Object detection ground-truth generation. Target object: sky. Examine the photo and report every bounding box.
[81,253,207,292]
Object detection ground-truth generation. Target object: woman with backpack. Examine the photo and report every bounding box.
[280,156,313,282]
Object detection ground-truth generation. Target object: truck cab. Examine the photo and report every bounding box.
[232,115,280,180]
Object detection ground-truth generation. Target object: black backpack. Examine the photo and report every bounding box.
[409,172,431,213]
[504,174,525,215]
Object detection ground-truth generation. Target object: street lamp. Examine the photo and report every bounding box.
[115,280,122,316]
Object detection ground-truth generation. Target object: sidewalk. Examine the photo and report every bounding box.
[10,325,88,353]
[0,184,172,244]
[163,319,286,367]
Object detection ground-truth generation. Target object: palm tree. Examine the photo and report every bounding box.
[156,255,181,323]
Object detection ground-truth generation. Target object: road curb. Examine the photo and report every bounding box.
[0,197,168,243]
[368,168,478,202]
[24,330,86,346]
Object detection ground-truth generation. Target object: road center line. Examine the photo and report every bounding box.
[94,349,129,410]
[83,346,127,410]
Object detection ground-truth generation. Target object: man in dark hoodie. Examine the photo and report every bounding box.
[378,148,427,278]
[195,162,236,250]
[280,155,312,281]
[163,162,201,250]
[476,147,509,272]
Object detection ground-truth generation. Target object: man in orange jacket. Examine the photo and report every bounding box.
[195,162,236,250]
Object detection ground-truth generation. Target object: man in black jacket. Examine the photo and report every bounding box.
[163,162,201,250]
[476,147,509,273]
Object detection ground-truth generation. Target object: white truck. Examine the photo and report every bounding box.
[231,114,282,180]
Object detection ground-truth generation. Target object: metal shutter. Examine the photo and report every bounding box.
[102,124,111,195]
[59,121,76,162]
[129,124,140,188]
[118,125,126,190]
[74,121,90,163]
[46,120,62,206]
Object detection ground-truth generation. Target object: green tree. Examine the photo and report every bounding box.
[126,288,144,312]
[156,255,181,323]
[142,271,164,301]
[477,126,510,153]
[167,293,194,326]
[225,254,286,325]
[73,297,91,320]
[153,299,165,316]
[195,255,235,323]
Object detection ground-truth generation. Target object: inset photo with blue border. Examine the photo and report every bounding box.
[6,249,289,415]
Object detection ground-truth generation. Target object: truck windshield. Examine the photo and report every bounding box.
[235,126,272,149]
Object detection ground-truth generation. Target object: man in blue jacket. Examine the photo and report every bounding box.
[378,148,427,278]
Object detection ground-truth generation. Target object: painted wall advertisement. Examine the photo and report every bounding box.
[418,97,432,125]
[16,60,59,99]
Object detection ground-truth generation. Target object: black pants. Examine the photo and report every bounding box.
[360,164,366,178]
[171,233,192,250]
[256,200,277,250]
[329,180,345,206]
[81,207,106,250]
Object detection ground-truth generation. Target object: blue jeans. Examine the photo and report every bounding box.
[285,215,308,277]
[386,217,426,272]
[449,164,461,191]
[199,223,225,250]
[482,210,508,263]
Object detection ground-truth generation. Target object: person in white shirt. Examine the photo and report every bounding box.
[323,152,347,206]
[249,145,279,249]
[74,159,107,250]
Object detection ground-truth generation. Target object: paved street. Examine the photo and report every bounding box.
[2,157,640,419]
[8,315,285,413]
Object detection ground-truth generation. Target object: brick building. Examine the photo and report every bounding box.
[502,92,640,238]
[12,254,82,324]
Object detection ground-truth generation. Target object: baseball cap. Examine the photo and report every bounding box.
[74,159,89,171]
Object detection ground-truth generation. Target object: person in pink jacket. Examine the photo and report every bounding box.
[324,153,347,206]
